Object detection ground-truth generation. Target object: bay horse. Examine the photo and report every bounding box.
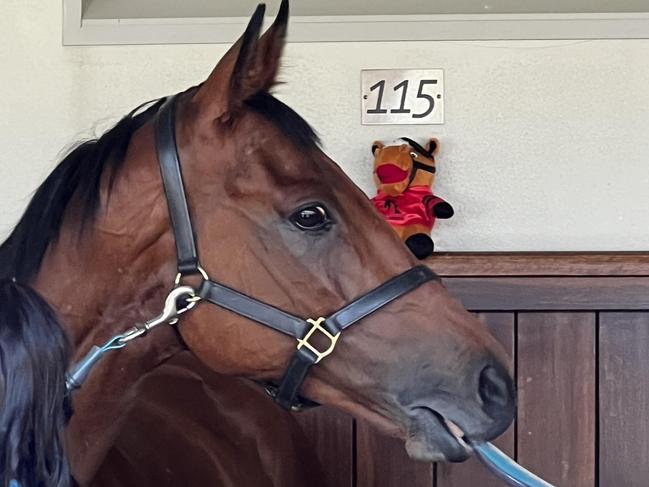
[0,2,515,486]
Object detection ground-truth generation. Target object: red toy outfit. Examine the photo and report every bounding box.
[372,186,446,231]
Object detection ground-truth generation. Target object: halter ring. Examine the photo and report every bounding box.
[174,265,209,287]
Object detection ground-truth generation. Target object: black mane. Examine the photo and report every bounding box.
[0,91,317,284]
[0,99,164,283]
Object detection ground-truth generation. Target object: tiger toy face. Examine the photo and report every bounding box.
[372,137,439,197]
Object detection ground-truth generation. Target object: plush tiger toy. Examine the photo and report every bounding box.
[371,137,454,259]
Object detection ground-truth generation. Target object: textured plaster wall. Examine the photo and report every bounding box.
[1,0,648,250]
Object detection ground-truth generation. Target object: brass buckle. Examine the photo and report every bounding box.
[297,317,341,364]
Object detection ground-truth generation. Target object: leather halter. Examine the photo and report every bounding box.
[153,95,439,410]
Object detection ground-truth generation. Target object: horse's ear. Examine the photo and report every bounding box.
[192,1,289,121]
[372,141,384,155]
[191,4,266,119]
[256,0,289,90]
[426,138,440,156]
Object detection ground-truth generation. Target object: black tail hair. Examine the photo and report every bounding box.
[0,280,73,487]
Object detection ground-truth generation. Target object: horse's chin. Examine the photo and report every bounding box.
[405,407,473,463]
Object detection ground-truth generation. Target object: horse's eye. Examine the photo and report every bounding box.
[410,152,418,159]
[290,205,331,231]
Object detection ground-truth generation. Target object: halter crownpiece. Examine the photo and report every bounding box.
[154,94,439,410]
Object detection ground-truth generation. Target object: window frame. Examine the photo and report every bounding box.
[63,1,649,46]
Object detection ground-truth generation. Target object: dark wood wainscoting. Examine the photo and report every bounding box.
[296,253,649,487]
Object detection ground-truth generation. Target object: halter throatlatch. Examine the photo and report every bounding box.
[150,94,440,410]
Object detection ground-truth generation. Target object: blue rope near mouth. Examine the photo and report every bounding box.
[474,442,555,487]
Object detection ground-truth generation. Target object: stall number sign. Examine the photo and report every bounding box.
[361,69,444,125]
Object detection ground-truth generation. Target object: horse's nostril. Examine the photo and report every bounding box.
[478,365,513,413]
[474,364,516,441]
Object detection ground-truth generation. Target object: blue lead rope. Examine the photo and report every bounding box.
[65,335,126,392]
[65,285,199,393]
[474,442,555,487]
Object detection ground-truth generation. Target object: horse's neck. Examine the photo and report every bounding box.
[33,226,184,485]
[31,134,185,484]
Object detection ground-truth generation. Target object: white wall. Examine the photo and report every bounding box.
[1,0,648,251]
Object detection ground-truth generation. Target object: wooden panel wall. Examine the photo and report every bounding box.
[599,312,649,487]
[296,253,649,487]
[516,313,595,486]
[294,407,355,487]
